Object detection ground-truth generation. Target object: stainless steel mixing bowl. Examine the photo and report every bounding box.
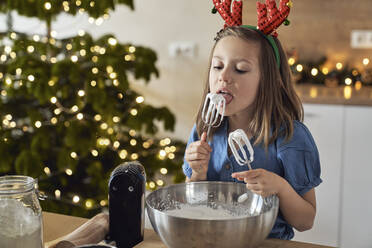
[146,181,279,248]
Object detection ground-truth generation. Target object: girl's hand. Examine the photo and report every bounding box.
[231,169,285,197]
[184,132,212,181]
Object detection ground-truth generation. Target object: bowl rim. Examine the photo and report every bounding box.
[145,181,279,221]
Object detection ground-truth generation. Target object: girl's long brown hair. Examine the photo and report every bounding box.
[195,26,303,148]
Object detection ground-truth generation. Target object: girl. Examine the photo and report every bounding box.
[182,26,322,240]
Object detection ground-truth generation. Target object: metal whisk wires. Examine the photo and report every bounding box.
[228,129,254,170]
[202,93,226,138]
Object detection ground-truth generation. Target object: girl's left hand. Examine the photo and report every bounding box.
[231,169,285,197]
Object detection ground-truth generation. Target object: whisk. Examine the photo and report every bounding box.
[228,129,263,212]
[202,93,226,139]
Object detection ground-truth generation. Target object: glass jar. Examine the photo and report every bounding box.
[0,175,43,248]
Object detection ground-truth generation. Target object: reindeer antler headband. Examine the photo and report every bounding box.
[212,0,293,68]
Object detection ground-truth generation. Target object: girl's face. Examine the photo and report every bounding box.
[209,36,261,117]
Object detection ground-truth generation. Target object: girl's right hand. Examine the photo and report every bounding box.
[184,132,212,181]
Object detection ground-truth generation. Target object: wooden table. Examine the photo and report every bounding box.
[43,212,335,248]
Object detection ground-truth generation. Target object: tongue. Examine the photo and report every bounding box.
[220,93,233,104]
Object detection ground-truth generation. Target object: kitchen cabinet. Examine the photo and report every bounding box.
[340,106,372,247]
[293,103,372,248]
[293,104,343,247]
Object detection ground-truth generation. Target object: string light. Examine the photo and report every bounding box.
[80,49,86,56]
[78,90,85,97]
[149,182,156,189]
[170,146,176,152]
[113,79,119,86]
[9,52,16,59]
[51,30,57,38]
[50,96,57,104]
[345,78,352,86]
[119,149,128,159]
[112,116,120,123]
[33,35,40,41]
[28,75,35,82]
[65,168,73,175]
[113,141,120,149]
[92,67,98,74]
[143,142,150,149]
[160,168,168,175]
[27,46,35,53]
[70,152,77,159]
[311,68,318,76]
[4,46,11,54]
[100,123,108,129]
[94,114,102,121]
[76,113,84,120]
[288,57,295,66]
[100,200,107,206]
[130,109,138,116]
[131,153,138,160]
[85,199,93,209]
[108,38,117,46]
[78,30,85,36]
[71,55,78,62]
[71,105,79,112]
[0,72,3,79]
[5,77,12,85]
[1,55,6,62]
[55,190,61,199]
[10,32,17,39]
[336,62,343,70]
[296,64,303,72]
[156,180,164,186]
[51,117,58,125]
[355,81,362,91]
[136,96,144,103]
[44,167,51,175]
[54,108,62,115]
[109,72,117,79]
[322,67,329,75]
[44,2,52,10]
[73,195,80,203]
[41,55,47,61]
[168,153,175,160]
[92,56,98,63]
[66,43,72,50]
[90,80,97,87]
[35,121,42,128]
[95,17,104,26]
[118,93,124,99]
[76,0,81,6]
[88,17,95,23]
[99,48,106,54]
[107,128,114,134]
[50,57,57,63]
[90,1,95,7]
[128,139,137,146]
[129,129,136,136]
[91,149,99,157]
[129,46,136,53]
[16,68,22,75]
[363,58,369,66]
[159,150,166,159]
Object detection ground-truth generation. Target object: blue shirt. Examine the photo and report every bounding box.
[182,120,322,240]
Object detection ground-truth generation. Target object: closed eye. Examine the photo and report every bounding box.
[213,66,223,70]
[235,68,247,74]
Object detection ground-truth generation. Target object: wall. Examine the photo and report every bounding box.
[243,0,372,68]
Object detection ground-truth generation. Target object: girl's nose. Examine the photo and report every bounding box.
[219,67,232,84]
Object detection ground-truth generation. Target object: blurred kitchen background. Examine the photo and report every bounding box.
[1,0,372,247]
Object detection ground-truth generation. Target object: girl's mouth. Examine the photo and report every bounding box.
[217,90,233,105]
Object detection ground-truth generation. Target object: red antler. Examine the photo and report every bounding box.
[212,0,242,28]
[257,0,292,37]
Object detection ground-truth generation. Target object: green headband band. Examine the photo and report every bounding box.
[241,25,281,68]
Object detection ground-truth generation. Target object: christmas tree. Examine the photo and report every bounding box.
[0,0,186,217]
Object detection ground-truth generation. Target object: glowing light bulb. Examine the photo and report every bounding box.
[91,150,98,157]
[35,121,42,128]
[296,64,303,72]
[119,149,128,159]
[129,46,136,53]
[73,195,80,203]
[136,96,144,103]
[27,46,35,53]
[130,109,138,116]
[55,190,61,199]
[78,90,85,97]
[65,168,73,175]
[108,38,117,46]
[77,113,84,120]
[363,58,370,66]
[28,75,35,82]
[336,62,343,70]
[311,68,318,76]
[50,97,57,104]
[71,105,79,112]
[113,116,120,123]
[345,78,352,86]
[131,153,138,160]
[70,152,77,159]
[160,168,168,175]
[44,167,51,175]
[288,57,295,65]
[71,55,78,62]
[44,2,52,10]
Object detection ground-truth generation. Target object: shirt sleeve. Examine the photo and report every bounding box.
[182,124,199,179]
[277,122,322,196]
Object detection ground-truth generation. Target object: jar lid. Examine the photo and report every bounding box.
[0,175,36,195]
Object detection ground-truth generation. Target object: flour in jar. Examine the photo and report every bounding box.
[164,204,250,220]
